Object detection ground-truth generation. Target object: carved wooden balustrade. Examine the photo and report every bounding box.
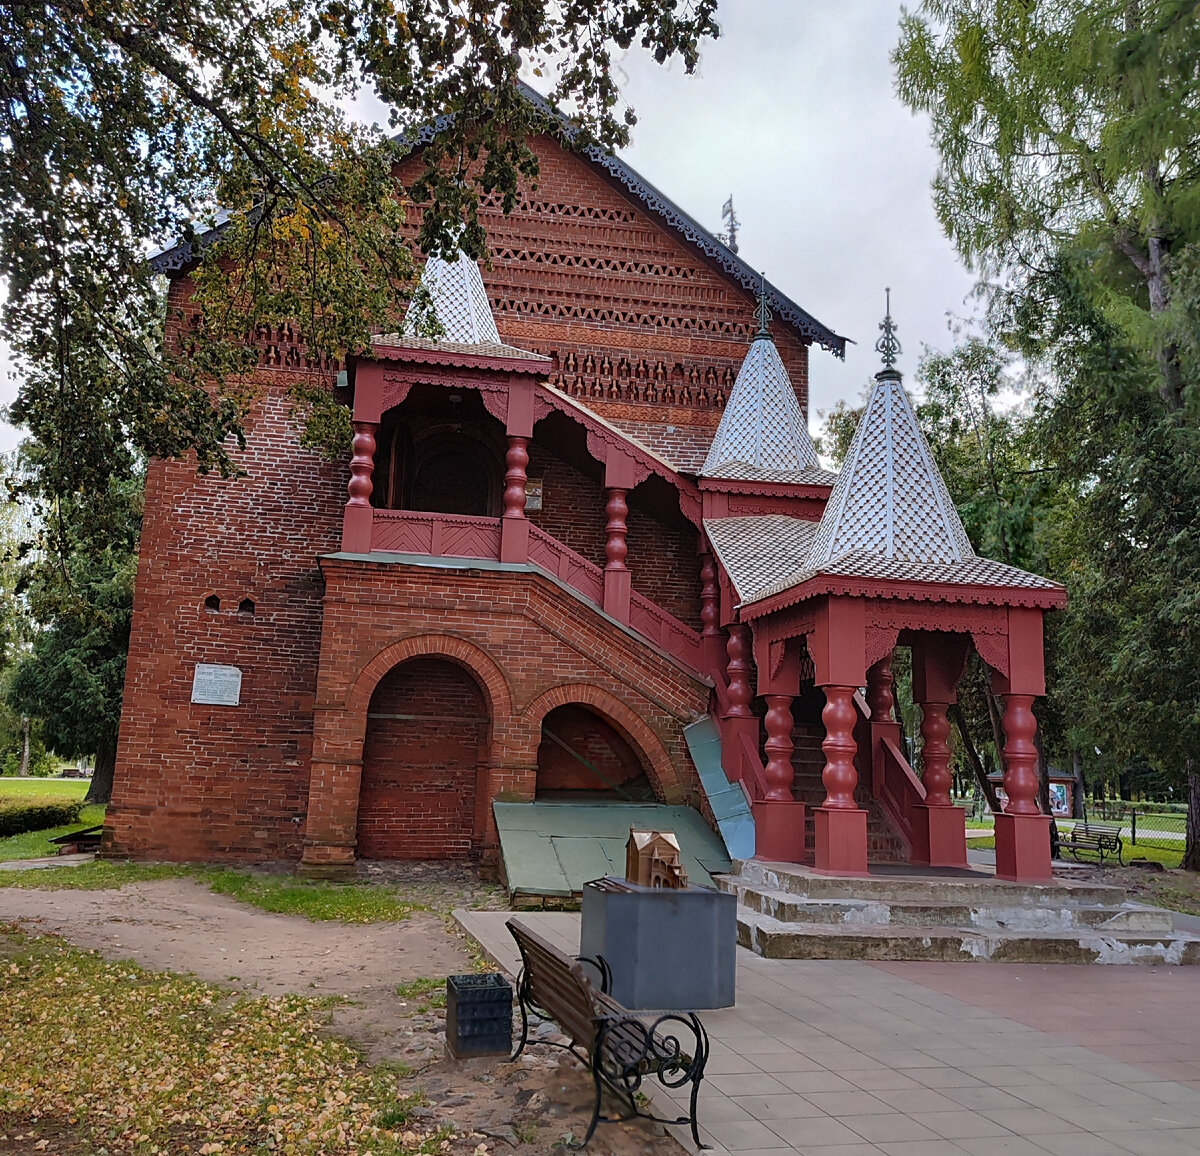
[367,509,702,673]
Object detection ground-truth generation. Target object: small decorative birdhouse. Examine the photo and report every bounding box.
[625,828,688,889]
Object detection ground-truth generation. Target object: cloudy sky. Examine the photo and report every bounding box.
[608,0,979,428]
[0,1,977,451]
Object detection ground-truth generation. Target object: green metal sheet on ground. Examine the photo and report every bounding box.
[494,801,733,896]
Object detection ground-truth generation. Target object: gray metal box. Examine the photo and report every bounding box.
[579,877,736,1010]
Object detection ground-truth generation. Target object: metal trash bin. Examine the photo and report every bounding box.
[445,972,513,1058]
[579,877,736,1009]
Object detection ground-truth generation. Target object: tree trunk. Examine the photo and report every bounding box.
[948,703,1003,813]
[1183,760,1200,873]
[18,715,30,777]
[84,739,116,805]
[1072,750,1087,820]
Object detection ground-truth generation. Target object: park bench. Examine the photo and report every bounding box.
[506,917,709,1149]
[1060,821,1124,865]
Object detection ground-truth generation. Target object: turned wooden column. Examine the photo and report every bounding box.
[499,434,530,563]
[341,420,378,553]
[699,553,724,680]
[919,700,954,807]
[724,624,754,720]
[819,685,860,809]
[602,486,631,621]
[1001,693,1041,815]
[866,657,895,723]
[763,694,796,801]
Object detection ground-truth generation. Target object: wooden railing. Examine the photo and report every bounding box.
[737,729,771,803]
[371,509,502,559]
[527,524,604,605]
[629,592,702,671]
[367,510,703,674]
[878,736,925,850]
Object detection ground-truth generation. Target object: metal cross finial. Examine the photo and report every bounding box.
[875,287,901,370]
[754,272,772,338]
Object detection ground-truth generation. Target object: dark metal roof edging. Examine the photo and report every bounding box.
[149,88,846,357]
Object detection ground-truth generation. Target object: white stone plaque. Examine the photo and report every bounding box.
[191,663,243,706]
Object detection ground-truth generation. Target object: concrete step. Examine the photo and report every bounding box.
[732,857,1131,908]
[720,879,1176,934]
[736,908,1200,965]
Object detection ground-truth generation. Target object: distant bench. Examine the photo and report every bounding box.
[1060,822,1123,865]
[506,917,709,1149]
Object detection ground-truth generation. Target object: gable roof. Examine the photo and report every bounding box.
[148,87,846,358]
[701,332,823,478]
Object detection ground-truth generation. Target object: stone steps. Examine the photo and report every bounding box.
[736,909,1200,964]
[721,859,1200,964]
[722,879,1176,934]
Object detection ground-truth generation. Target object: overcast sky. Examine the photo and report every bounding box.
[0,0,977,452]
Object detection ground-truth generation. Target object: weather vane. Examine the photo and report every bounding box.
[719,196,740,253]
[875,287,901,370]
[753,271,772,337]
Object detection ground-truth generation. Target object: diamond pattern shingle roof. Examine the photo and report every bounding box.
[704,516,820,604]
[808,371,975,566]
[404,251,501,344]
[701,336,821,479]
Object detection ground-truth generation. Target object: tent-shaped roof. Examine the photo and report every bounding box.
[807,367,974,566]
[405,251,501,344]
[700,322,825,481]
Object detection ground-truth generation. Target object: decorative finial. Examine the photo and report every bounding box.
[753,272,772,338]
[720,196,740,253]
[875,287,901,371]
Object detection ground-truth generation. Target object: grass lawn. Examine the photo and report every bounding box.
[0,861,430,924]
[0,803,106,861]
[0,926,443,1154]
[0,777,90,803]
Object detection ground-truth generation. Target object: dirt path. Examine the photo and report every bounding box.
[0,876,684,1155]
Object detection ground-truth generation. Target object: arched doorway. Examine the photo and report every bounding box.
[535,704,655,801]
[358,657,490,859]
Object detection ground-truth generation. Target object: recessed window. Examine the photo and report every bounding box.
[204,595,220,612]
[238,598,256,616]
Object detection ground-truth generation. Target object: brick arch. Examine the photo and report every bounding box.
[521,683,681,800]
[344,633,515,740]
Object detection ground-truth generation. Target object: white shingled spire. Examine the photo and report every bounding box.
[807,366,974,567]
[701,295,821,478]
[405,251,501,344]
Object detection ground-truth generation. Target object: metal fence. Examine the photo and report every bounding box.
[1064,805,1186,867]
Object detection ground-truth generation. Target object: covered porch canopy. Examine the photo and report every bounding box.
[707,327,1066,883]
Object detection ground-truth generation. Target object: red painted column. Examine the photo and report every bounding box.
[699,553,724,681]
[602,486,631,622]
[865,657,900,796]
[921,701,954,807]
[499,434,530,563]
[762,695,795,802]
[814,684,869,875]
[724,624,754,720]
[911,696,968,867]
[993,691,1052,881]
[341,420,378,553]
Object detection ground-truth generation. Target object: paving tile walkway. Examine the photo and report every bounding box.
[456,909,1200,1156]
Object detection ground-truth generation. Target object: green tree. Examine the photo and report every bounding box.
[1,0,720,544]
[896,1,1200,867]
[6,476,141,803]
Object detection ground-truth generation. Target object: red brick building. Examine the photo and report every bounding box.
[106,131,1065,884]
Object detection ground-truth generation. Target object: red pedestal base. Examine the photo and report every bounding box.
[911,804,968,867]
[754,799,807,863]
[994,812,1053,882]
[499,517,530,563]
[813,807,869,876]
[341,505,373,554]
[603,569,631,622]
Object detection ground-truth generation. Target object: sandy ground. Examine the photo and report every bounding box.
[0,875,683,1156]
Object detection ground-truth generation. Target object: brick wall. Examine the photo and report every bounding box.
[105,378,344,863]
[536,704,650,796]
[358,658,487,859]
